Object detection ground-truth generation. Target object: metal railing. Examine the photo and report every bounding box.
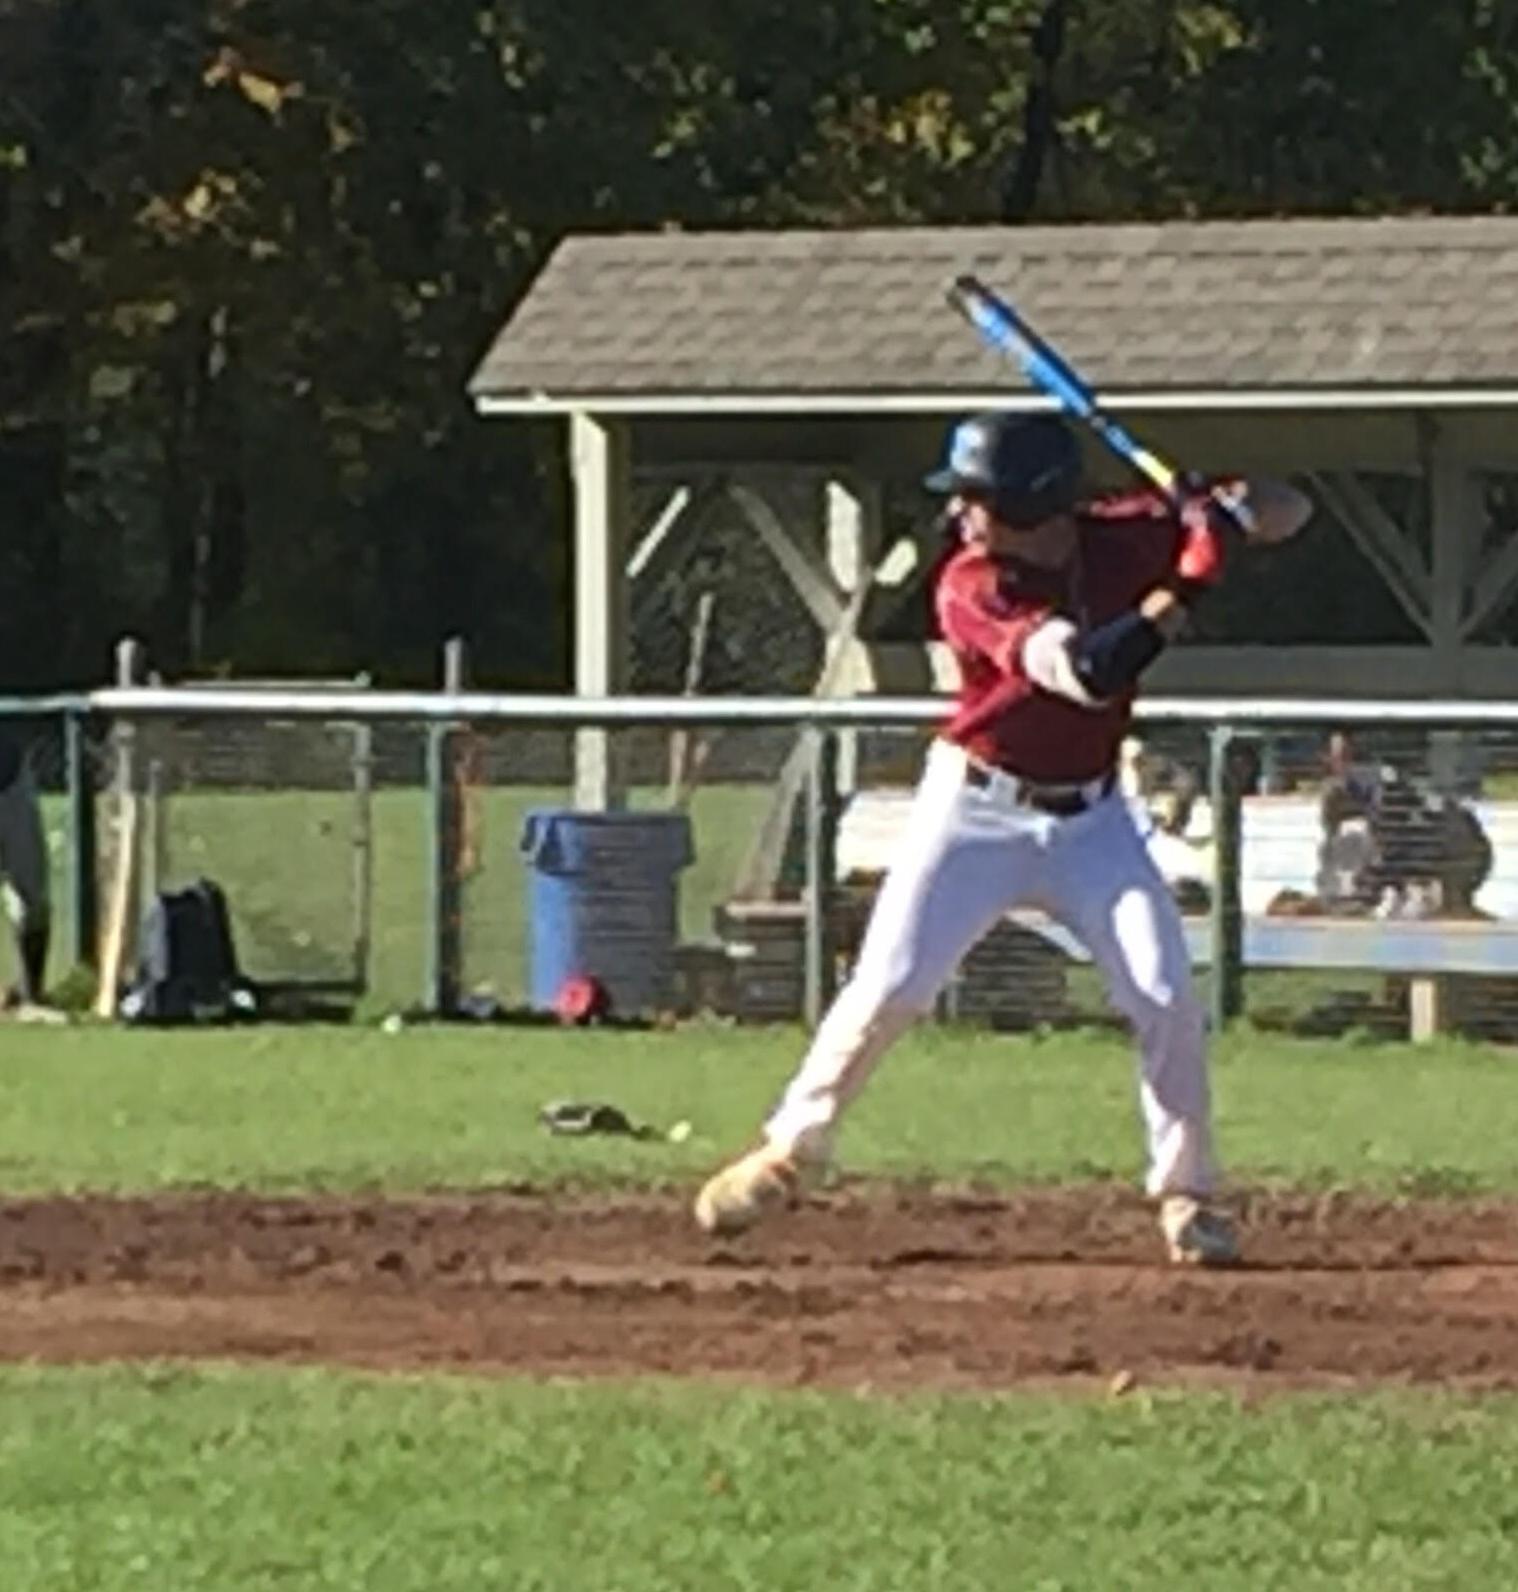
[83,686,1518,727]
[5,680,1518,1040]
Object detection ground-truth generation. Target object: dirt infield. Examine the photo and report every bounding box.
[0,1184,1516,1391]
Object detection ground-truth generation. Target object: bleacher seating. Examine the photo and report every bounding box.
[833,787,1518,1040]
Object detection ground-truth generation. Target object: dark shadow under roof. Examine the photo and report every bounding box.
[469,215,1518,415]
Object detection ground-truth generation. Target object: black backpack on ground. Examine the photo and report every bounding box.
[120,879,260,1024]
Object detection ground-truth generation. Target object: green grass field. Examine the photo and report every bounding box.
[8,1364,1518,1592]
[4,1014,1518,1588]
[0,1023,1514,1194]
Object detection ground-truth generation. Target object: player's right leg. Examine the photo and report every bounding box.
[695,743,1036,1235]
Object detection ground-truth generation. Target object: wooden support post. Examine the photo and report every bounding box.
[826,475,882,797]
[94,637,146,1018]
[803,726,840,1029]
[1426,417,1483,793]
[66,710,98,970]
[427,637,468,1015]
[1426,415,1481,691]
[571,412,631,810]
[350,710,374,996]
[1208,724,1244,1031]
[1408,976,1448,1044]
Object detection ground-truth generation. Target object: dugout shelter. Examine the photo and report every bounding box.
[470,215,1518,810]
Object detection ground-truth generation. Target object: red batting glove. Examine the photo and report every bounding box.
[1173,493,1228,589]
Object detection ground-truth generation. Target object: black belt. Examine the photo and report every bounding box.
[963,761,1115,817]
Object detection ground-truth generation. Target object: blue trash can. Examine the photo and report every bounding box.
[519,810,695,1016]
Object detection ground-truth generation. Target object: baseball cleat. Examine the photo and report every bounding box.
[1159,1195,1240,1267]
[694,1144,811,1236]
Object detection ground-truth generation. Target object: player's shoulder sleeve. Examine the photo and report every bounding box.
[935,549,1013,624]
[932,547,976,619]
[935,550,1048,668]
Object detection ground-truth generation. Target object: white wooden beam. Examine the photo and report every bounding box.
[571,412,631,809]
[479,389,1518,419]
[1465,520,1518,639]
[626,481,730,602]
[825,476,881,592]
[732,542,881,901]
[726,481,845,631]
[1306,470,1432,638]
[825,476,884,794]
[626,486,691,580]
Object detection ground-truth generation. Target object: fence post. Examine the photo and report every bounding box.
[65,709,98,969]
[93,637,146,1018]
[426,638,468,1015]
[143,758,165,905]
[803,725,840,1028]
[350,685,374,997]
[1208,723,1244,1030]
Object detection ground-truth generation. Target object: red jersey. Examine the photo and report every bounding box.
[934,490,1180,783]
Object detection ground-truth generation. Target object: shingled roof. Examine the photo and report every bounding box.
[468,214,1518,414]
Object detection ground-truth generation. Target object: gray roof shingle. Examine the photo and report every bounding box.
[467,216,1518,409]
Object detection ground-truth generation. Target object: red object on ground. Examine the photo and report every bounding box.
[553,974,611,1026]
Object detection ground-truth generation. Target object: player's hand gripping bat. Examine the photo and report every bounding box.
[947,273,1257,536]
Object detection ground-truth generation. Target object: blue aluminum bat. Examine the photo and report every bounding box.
[948,272,1183,503]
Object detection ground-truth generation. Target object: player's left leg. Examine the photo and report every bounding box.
[1044,793,1237,1265]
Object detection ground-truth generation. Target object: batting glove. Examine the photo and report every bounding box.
[1172,476,1251,593]
[1173,498,1227,590]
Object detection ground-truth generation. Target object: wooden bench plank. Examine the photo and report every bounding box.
[1003,910,1518,977]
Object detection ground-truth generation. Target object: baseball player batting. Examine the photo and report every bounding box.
[696,405,1312,1264]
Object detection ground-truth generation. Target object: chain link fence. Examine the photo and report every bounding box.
[7,691,1518,1043]
[628,478,825,698]
[121,716,378,1004]
[452,710,1518,1041]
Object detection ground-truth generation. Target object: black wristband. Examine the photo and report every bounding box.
[1073,609,1168,699]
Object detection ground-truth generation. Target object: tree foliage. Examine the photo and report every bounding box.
[2,0,1515,686]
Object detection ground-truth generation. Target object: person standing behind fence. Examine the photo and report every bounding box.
[0,726,56,1019]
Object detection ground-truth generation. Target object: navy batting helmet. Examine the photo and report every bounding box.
[923,413,1081,525]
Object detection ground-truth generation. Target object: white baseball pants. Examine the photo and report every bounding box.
[765,738,1216,1196]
